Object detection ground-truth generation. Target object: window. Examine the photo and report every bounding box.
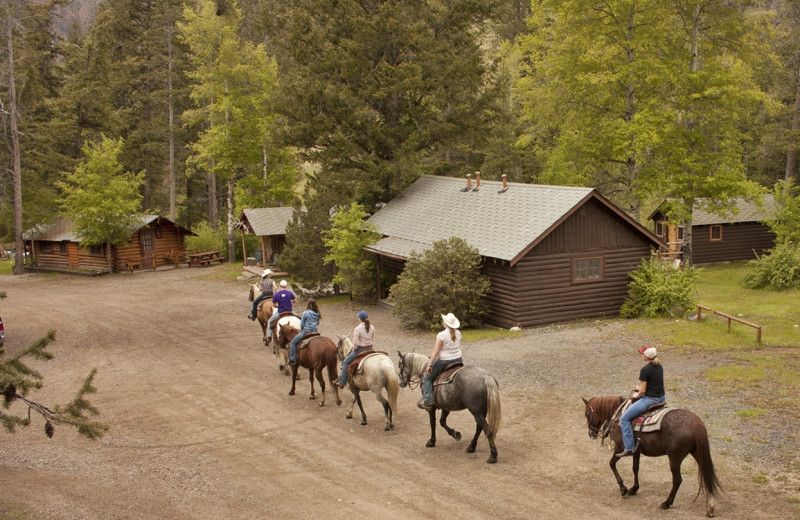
[655,221,664,237]
[89,245,104,256]
[141,230,154,252]
[710,225,722,241]
[677,226,684,240]
[40,241,53,253]
[59,242,68,255]
[573,257,603,282]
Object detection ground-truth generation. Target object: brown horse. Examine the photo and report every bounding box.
[248,283,274,347]
[583,395,722,517]
[278,324,341,407]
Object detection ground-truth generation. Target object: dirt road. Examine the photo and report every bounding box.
[0,268,796,519]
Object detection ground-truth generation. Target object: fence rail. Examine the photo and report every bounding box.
[697,304,762,344]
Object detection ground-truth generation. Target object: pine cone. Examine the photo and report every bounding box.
[44,421,54,439]
[2,384,16,403]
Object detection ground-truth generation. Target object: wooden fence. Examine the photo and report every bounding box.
[697,304,762,344]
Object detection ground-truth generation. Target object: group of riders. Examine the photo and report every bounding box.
[248,267,664,433]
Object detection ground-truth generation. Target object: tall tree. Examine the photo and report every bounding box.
[57,135,144,269]
[179,0,287,262]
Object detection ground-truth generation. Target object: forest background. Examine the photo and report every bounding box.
[1,0,799,282]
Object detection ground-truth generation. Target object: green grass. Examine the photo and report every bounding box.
[629,261,800,349]
[0,258,13,275]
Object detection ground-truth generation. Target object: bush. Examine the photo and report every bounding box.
[742,243,800,290]
[620,257,698,318]
[322,203,381,301]
[186,221,225,253]
[388,237,490,330]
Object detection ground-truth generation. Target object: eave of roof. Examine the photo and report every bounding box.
[239,207,296,236]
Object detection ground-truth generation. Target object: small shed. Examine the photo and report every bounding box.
[23,215,195,273]
[365,174,666,328]
[237,207,296,267]
[649,196,776,264]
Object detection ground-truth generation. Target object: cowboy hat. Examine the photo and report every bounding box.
[441,313,460,329]
[261,269,273,277]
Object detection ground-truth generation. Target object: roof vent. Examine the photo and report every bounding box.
[498,174,508,194]
[473,171,481,191]
[461,173,472,192]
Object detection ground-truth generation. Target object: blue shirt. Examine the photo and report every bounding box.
[299,310,320,331]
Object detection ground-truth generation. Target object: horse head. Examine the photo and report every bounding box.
[248,283,258,302]
[583,396,623,440]
[336,335,353,361]
[397,351,424,388]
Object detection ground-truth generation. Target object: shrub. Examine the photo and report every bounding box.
[742,243,800,290]
[620,257,698,318]
[388,237,490,330]
[322,203,381,301]
[186,221,225,253]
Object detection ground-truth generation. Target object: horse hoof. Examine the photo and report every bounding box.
[487,455,497,464]
[360,420,367,426]
[620,488,629,497]
[309,395,316,400]
[453,431,462,441]
[706,506,715,518]
[336,399,342,406]
[318,401,325,407]
[426,440,436,448]
[346,413,353,419]
[659,501,671,510]
[466,445,476,454]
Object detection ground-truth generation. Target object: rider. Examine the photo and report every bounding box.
[248,269,275,321]
[267,280,296,342]
[419,312,462,410]
[616,346,666,457]
[289,299,321,366]
[333,310,374,388]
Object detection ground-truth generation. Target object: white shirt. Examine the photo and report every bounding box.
[436,329,462,361]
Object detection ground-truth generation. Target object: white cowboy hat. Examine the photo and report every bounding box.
[261,269,273,277]
[441,313,460,329]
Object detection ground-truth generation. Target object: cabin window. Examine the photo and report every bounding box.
[141,230,154,252]
[655,221,664,237]
[572,257,603,282]
[89,244,104,256]
[59,242,68,255]
[40,241,53,253]
[677,226,684,240]
[709,225,722,242]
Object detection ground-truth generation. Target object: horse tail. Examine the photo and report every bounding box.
[484,375,501,440]
[693,421,723,500]
[386,365,399,419]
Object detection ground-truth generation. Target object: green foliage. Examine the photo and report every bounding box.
[620,257,698,318]
[742,243,800,290]
[322,203,381,301]
[0,328,107,439]
[766,181,800,247]
[57,135,144,261]
[185,221,225,253]
[388,237,490,330]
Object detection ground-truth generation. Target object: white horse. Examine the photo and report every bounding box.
[273,314,301,376]
[335,336,399,431]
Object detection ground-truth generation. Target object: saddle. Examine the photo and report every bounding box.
[432,361,465,388]
[295,332,320,351]
[255,296,272,312]
[345,350,388,380]
[618,400,671,434]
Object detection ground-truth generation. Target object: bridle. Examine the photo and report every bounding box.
[397,356,421,390]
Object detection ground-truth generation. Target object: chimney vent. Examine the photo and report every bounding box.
[473,171,481,191]
[499,174,508,193]
[461,173,472,192]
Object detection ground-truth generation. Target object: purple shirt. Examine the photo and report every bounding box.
[272,289,295,314]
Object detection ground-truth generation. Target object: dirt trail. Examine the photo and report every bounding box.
[0,268,796,519]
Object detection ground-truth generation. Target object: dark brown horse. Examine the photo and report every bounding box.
[278,324,341,407]
[583,395,722,517]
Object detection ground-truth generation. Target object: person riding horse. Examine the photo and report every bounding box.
[248,269,275,321]
[266,280,296,343]
[616,346,665,458]
[289,299,321,366]
[333,310,374,388]
[419,312,463,410]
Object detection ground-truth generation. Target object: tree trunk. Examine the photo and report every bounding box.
[227,175,235,263]
[6,6,24,276]
[785,64,800,190]
[167,22,176,220]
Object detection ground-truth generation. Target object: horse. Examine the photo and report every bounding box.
[248,283,276,347]
[397,351,501,464]
[271,313,301,376]
[335,336,399,431]
[582,395,722,517]
[277,323,341,407]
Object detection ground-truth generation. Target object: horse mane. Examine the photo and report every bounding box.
[407,352,429,377]
[589,395,626,421]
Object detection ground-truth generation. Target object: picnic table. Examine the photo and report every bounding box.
[188,250,225,268]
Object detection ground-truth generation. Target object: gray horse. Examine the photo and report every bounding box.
[397,351,501,463]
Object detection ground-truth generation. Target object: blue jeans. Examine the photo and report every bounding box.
[266,312,280,339]
[289,328,315,363]
[338,347,372,386]
[251,293,271,317]
[619,394,666,451]
[422,357,462,404]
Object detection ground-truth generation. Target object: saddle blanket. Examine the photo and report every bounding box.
[347,351,388,379]
[296,332,320,350]
[633,407,673,432]
[433,363,465,387]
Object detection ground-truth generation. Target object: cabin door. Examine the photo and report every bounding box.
[140,229,155,269]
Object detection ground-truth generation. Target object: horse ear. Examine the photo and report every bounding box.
[581,397,589,406]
